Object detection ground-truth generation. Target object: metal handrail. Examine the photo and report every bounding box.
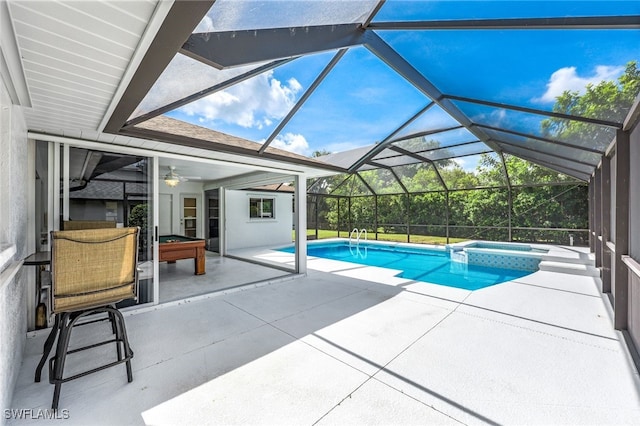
[349,228,368,245]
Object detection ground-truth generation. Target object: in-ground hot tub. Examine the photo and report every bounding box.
[448,241,549,272]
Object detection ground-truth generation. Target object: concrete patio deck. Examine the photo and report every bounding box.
[8,249,640,425]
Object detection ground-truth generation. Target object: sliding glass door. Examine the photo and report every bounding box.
[35,141,158,307]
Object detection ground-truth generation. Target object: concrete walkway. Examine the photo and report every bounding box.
[9,255,640,425]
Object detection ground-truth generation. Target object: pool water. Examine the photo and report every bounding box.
[280,241,534,290]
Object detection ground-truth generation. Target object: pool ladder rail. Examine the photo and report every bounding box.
[349,228,368,245]
[349,228,368,259]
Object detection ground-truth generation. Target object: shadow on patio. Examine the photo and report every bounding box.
[9,262,640,425]
[10,272,405,424]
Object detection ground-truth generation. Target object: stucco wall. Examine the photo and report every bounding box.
[225,190,293,251]
[0,78,29,418]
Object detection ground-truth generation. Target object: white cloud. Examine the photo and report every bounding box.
[536,65,624,103]
[270,133,310,156]
[469,108,507,128]
[194,15,214,33]
[179,71,302,129]
[489,108,507,126]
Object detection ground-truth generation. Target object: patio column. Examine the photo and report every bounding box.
[51,142,61,232]
[62,144,70,221]
[601,156,612,294]
[594,167,602,269]
[614,129,630,330]
[589,178,595,252]
[294,174,307,274]
[219,187,226,256]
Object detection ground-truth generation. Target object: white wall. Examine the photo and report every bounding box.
[159,181,205,238]
[0,76,29,415]
[225,190,293,251]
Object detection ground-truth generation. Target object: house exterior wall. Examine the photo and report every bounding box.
[0,76,29,417]
[69,200,125,224]
[225,190,293,251]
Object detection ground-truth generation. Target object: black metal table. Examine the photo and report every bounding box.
[23,251,51,329]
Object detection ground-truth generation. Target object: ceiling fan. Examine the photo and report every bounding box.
[163,166,201,187]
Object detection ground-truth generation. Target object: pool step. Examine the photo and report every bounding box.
[541,254,595,265]
[538,260,600,277]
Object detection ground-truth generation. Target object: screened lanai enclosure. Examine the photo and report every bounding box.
[98,0,639,348]
[104,1,639,250]
[307,153,589,246]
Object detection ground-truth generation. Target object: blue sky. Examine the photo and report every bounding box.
[165,1,640,159]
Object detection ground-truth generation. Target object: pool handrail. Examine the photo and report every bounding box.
[349,228,368,245]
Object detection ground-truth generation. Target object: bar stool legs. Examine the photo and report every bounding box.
[35,315,60,382]
[37,307,134,410]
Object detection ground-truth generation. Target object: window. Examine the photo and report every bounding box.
[249,197,274,219]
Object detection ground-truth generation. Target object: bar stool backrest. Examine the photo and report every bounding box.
[50,227,139,313]
[62,220,117,230]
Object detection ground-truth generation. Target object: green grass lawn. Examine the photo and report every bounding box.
[303,229,467,245]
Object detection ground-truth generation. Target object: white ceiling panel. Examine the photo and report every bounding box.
[23,60,118,92]
[30,95,105,115]
[16,36,128,73]
[7,0,159,132]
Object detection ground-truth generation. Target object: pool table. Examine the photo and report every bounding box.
[159,235,206,275]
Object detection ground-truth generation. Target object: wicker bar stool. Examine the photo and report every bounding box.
[35,227,140,409]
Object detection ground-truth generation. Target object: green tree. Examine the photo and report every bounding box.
[311,149,331,158]
[541,60,640,148]
[128,203,148,258]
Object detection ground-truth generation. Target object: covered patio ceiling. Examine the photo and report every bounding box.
[7,1,640,183]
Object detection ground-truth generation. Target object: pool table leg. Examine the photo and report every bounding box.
[195,246,205,275]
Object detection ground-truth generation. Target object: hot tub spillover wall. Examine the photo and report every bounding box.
[448,241,548,272]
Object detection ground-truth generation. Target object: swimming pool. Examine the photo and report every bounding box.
[279,241,538,290]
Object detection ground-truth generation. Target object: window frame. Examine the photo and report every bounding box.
[249,197,275,220]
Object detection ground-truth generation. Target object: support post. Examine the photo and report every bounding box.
[52,142,61,232]
[337,197,341,238]
[62,144,69,221]
[594,167,602,268]
[614,130,630,330]
[507,187,513,242]
[589,178,595,252]
[374,195,378,240]
[406,193,410,243]
[348,196,352,236]
[445,191,450,244]
[219,187,226,256]
[294,175,307,274]
[315,196,319,240]
[601,156,612,294]
[500,152,512,242]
